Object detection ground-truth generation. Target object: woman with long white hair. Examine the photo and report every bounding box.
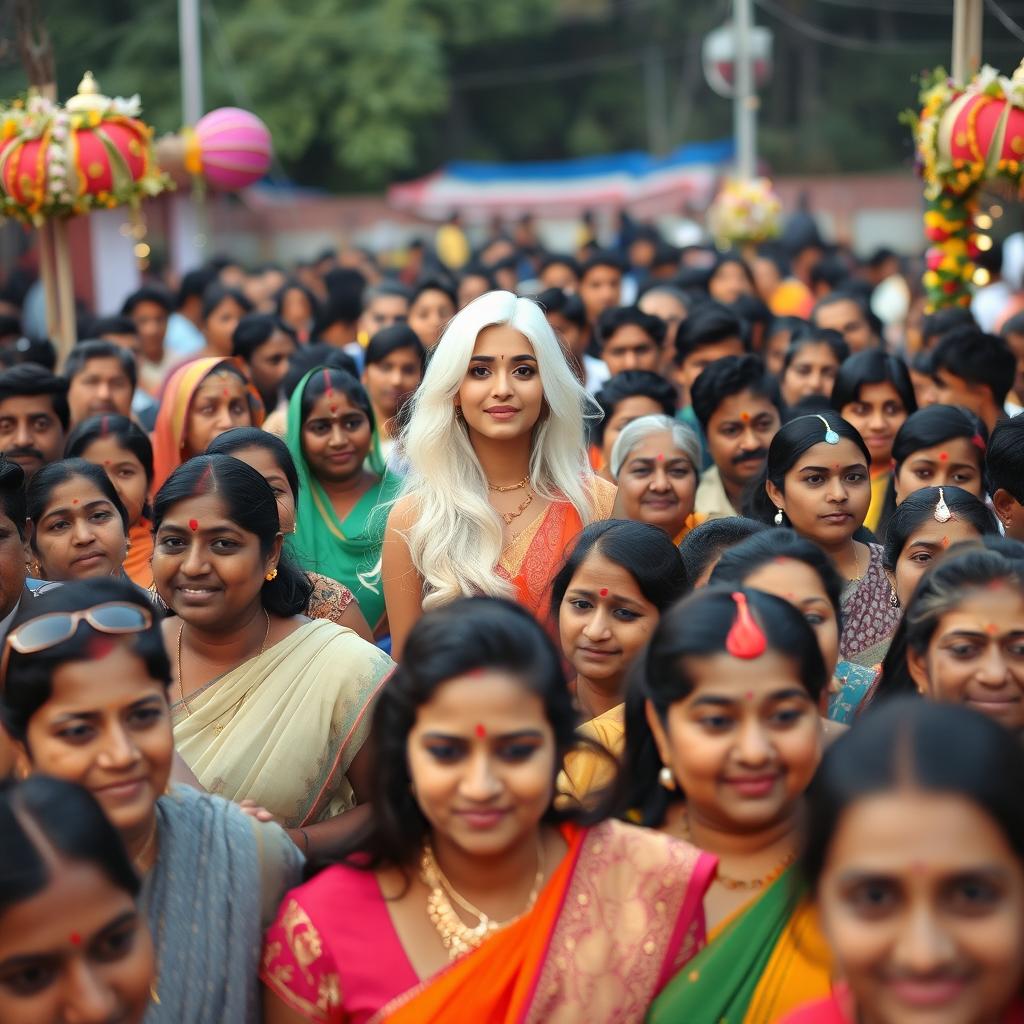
[382,290,615,658]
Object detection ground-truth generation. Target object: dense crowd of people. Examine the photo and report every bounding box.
[1,211,1024,1023]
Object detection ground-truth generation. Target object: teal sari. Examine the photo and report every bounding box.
[285,370,401,632]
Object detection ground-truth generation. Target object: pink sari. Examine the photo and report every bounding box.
[261,819,715,1023]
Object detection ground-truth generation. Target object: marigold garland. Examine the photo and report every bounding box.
[907,60,1024,311]
[0,81,168,227]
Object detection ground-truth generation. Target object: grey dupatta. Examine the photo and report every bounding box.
[141,785,303,1023]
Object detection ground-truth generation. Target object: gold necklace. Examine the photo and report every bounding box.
[421,837,544,959]
[846,543,867,582]
[677,811,795,891]
[132,819,159,875]
[488,474,529,493]
[496,489,534,526]
[176,609,271,717]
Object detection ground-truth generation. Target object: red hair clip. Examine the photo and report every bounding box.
[725,592,767,660]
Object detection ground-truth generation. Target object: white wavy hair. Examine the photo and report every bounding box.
[400,290,599,609]
[609,414,702,479]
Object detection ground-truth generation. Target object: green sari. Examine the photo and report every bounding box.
[646,867,831,1024]
[285,369,401,632]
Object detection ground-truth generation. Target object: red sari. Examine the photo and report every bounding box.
[261,820,715,1024]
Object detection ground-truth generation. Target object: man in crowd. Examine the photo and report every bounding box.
[930,326,1016,433]
[122,285,175,395]
[64,341,136,426]
[811,289,880,353]
[594,307,665,377]
[691,354,782,519]
[0,363,69,480]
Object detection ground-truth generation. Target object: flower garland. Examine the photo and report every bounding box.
[706,177,782,249]
[0,83,168,226]
[907,60,1024,310]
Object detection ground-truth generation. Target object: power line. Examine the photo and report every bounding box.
[811,0,952,11]
[753,0,950,52]
[985,0,1024,45]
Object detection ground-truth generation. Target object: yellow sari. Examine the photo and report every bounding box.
[559,704,624,805]
[171,620,393,828]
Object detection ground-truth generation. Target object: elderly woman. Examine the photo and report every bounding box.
[609,414,704,543]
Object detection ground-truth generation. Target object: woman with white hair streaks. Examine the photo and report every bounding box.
[383,291,616,659]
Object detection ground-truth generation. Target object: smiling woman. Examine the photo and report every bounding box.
[781,699,1024,1024]
[383,291,615,660]
[285,367,400,637]
[624,587,833,1023]
[0,579,304,1023]
[260,597,713,1024]
[152,454,393,840]
[609,414,703,542]
[873,543,1024,733]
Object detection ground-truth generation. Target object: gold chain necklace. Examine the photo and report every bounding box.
[677,811,795,891]
[176,609,271,717]
[488,474,530,493]
[132,819,159,875]
[846,543,867,582]
[496,489,534,526]
[421,837,544,960]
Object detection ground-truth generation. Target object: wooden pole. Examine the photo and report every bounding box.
[52,218,76,368]
[952,0,983,81]
[36,222,60,342]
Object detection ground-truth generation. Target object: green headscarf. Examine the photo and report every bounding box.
[284,369,400,632]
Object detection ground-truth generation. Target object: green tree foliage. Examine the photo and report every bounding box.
[2,0,1023,190]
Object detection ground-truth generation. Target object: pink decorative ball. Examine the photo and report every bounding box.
[194,107,272,191]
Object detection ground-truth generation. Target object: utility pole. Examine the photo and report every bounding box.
[175,0,206,265]
[952,0,983,81]
[179,0,203,124]
[733,0,756,180]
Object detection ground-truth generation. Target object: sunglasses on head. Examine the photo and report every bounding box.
[0,602,153,688]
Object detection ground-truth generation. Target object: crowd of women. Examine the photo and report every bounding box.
[1,234,1024,1024]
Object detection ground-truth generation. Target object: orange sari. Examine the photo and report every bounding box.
[261,819,715,1024]
[124,518,154,589]
[496,479,616,624]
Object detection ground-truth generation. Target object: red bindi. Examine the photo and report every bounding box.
[474,723,487,738]
[329,404,338,415]
[599,587,609,597]
[740,412,751,423]
[986,623,1000,635]
[188,518,199,532]
[103,459,111,466]
[222,388,230,399]
[940,535,950,548]
[71,498,79,505]
[69,932,81,946]
[939,451,949,461]
[656,453,665,461]
[745,691,754,701]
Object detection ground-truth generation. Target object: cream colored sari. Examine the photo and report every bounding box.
[171,620,393,828]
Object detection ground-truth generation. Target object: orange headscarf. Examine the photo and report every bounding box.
[150,357,264,492]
